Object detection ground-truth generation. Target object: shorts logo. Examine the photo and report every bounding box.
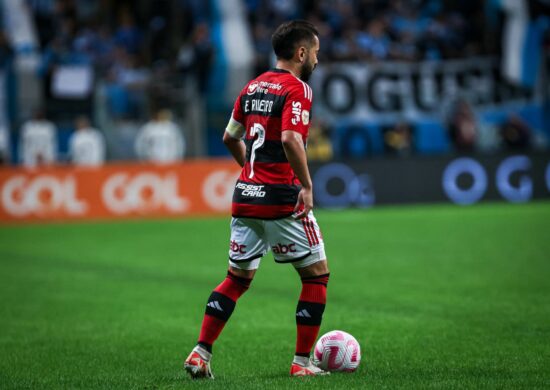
[302,110,310,125]
[230,240,247,254]
[291,101,302,125]
[272,243,296,254]
[236,182,266,198]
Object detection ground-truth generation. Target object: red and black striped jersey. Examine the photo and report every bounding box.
[229,68,313,219]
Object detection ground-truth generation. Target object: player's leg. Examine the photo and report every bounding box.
[291,259,329,376]
[266,212,330,376]
[185,218,268,379]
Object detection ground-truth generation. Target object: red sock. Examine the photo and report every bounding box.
[198,271,251,352]
[295,273,329,356]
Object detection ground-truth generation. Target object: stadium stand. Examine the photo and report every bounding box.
[0,0,548,165]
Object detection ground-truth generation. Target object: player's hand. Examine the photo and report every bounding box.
[293,187,313,219]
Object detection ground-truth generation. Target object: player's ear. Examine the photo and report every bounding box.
[297,46,306,63]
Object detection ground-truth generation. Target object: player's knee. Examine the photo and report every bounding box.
[229,266,256,280]
[296,259,329,278]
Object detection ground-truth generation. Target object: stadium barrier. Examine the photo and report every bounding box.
[309,152,550,207]
[1,153,548,223]
[0,160,240,222]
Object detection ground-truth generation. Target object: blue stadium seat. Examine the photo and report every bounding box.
[414,121,450,154]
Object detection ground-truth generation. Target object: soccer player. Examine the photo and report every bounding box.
[184,20,329,378]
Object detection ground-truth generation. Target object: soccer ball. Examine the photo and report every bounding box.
[313,330,361,372]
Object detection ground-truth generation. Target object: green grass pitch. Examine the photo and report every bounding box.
[1,202,549,389]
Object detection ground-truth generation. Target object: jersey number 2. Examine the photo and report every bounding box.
[248,123,265,179]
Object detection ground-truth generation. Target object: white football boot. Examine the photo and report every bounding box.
[184,345,214,379]
[290,356,330,376]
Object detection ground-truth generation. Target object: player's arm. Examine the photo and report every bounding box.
[281,83,314,219]
[282,130,312,190]
[282,130,313,219]
[223,116,246,167]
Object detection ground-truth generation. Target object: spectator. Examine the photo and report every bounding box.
[500,115,531,150]
[447,100,478,152]
[177,23,213,93]
[69,116,106,166]
[383,122,413,156]
[114,9,143,55]
[306,120,333,161]
[356,20,391,60]
[135,109,185,163]
[251,24,273,75]
[20,109,57,167]
[110,49,150,119]
[191,23,213,93]
[28,0,56,48]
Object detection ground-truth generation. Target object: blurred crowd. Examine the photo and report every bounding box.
[18,107,185,167]
[246,0,489,75]
[0,0,547,167]
[29,0,213,119]
[0,0,212,167]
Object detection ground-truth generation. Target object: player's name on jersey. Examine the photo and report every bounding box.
[244,99,274,114]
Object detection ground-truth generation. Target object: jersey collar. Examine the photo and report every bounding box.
[270,68,291,74]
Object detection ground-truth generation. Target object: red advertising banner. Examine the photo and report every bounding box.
[0,160,241,223]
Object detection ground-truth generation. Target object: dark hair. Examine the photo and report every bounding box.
[271,20,319,60]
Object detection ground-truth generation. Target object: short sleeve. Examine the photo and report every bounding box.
[281,82,313,136]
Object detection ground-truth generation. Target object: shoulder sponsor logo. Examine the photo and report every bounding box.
[247,81,259,95]
[1,175,88,217]
[259,81,282,91]
[291,101,302,125]
[236,182,266,197]
[302,110,310,125]
[247,81,283,96]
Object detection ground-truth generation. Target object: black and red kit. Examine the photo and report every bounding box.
[230,69,313,219]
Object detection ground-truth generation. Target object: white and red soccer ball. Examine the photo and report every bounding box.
[313,330,361,372]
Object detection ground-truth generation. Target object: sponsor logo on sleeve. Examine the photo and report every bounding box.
[302,110,310,125]
[291,101,302,125]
